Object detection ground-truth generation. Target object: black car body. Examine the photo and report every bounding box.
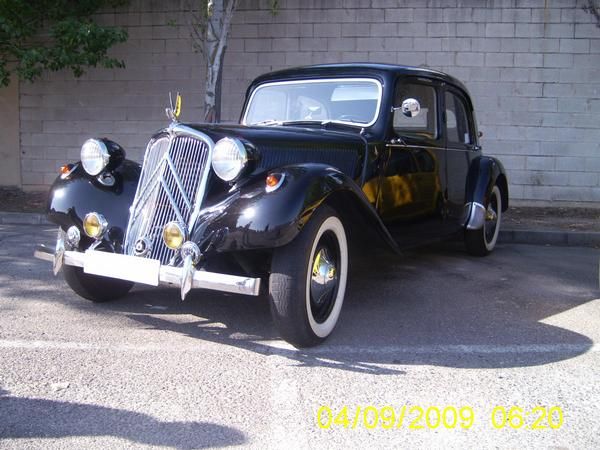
[35,63,508,347]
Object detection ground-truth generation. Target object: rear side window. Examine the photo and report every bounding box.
[445,91,472,146]
[393,81,437,141]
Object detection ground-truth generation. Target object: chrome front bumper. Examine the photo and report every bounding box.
[34,244,261,298]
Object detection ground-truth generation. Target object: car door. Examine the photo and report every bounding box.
[443,87,479,230]
[378,76,447,247]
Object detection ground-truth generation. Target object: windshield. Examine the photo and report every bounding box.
[243,78,383,127]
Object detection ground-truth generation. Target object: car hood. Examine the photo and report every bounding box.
[180,123,367,180]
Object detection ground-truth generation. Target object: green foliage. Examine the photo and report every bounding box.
[0,0,129,87]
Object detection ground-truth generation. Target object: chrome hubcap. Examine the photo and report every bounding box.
[309,233,340,323]
[484,194,499,243]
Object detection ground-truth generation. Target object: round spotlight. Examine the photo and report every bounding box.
[163,221,186,250]
[66,226,81,247]
[83,212,108,239]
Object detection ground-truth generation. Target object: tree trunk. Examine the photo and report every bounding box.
[203,0,237,123]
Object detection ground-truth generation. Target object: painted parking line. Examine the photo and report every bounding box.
[0,338,597,355]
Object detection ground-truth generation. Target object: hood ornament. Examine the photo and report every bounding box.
[165,92,182,122]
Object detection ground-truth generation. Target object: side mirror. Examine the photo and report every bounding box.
[401,98,420,118]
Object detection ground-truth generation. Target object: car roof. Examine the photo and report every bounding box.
[249,63,470,95]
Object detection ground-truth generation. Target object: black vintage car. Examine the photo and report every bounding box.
[35,63,508,347]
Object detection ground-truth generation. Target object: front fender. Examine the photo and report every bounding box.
[46,160,141,247]
[465,156,509,230]
[191,163,398,254]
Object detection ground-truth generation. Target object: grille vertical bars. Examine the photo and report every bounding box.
[124,131,211,265]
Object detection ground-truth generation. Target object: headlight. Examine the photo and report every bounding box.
[81,139,110,176]
[211,137,248,182]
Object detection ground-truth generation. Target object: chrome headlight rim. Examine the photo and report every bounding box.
[211,137,248,182]
[81,139,110,176]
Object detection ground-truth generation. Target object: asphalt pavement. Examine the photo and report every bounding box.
[0,224,599,449]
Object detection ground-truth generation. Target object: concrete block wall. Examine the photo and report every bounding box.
[17,0,600,207]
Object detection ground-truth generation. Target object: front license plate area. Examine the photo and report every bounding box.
[83,250,160,286]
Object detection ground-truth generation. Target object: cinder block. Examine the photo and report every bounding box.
[456,23,481,37]
[427,23,456,37]
[501,9,532,23]
[244,38,270,52]
[485,23,514,38]
[356,37,386,51]
[384,37,413,51]
[568,172,598,187]
[357,8,384,22]
[500,38,530,53]
[314,23,342,38]
[559,39,590,54]
[342,23,370,37]
[414,8,444,23]
[574,23,596,38]
[543,53,574,68]
[531,8,562,23]
[441,38,471,52]
[485,53,514,67]
[272,38,300,52]
[556,157,586,172]
[499,68,529,82]
[369,23,399,37]
[300,38,324,51]
[413,38,442,52]
[443,7,473,22]
[327,38,355,51]
[544,24,575,38]
[385,8,415,23]
[326,8,356,23]
[529,97,557,112]
[456,52,484,67]
[471,38,501,52]
[515,53,543,68]
[426,52,455,67]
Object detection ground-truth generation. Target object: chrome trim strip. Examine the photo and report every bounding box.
[466,202,486,230]
[385,143,473,153]
[33,246,261,297]
[168,124,215,232]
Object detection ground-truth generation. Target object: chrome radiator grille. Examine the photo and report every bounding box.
[124,134,210,265]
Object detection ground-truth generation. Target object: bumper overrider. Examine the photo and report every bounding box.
[34,242,261,299]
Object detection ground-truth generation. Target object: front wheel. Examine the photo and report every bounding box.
[465,185,502,256]
[269,206,348,347]
[63,265,134,302]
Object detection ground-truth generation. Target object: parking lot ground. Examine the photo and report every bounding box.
[0,224,599,449]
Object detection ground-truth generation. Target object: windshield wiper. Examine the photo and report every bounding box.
[253,119,283,126]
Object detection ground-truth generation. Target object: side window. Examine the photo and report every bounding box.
[445,91,471,146]
[393,81,437,141]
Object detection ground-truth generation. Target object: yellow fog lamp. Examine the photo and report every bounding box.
[83,212,108,239]
[162,221,186,250]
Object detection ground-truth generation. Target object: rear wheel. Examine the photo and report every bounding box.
[269,205,348,347]
[63,265,134,302]
[465,185,502,256]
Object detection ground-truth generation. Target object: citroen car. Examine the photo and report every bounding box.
[35,63,509,347]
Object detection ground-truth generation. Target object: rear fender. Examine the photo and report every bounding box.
[465,156,509,231]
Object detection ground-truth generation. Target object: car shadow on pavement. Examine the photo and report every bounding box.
[0,387,246,448]
[102,242,599,374]
[6,226,599,375]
